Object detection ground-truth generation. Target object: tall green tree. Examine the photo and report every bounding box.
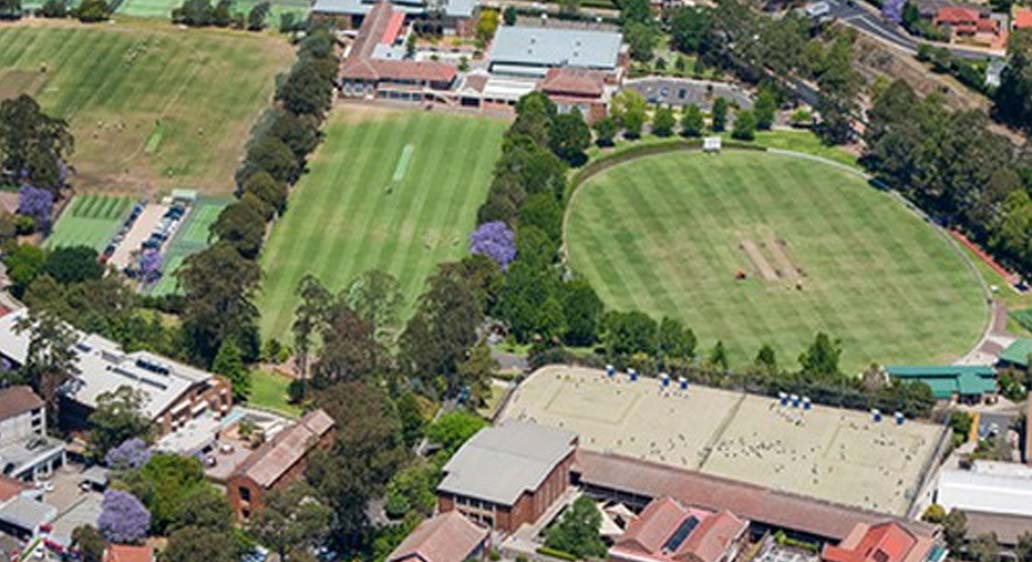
[670,7,712,54]
[0,95,73,191]
[753,88,777,130]
[177,241,261,365]
[549,109,591,164]
[212,340,250,401]
[561,279,603,346]
[711,98,728,132]
[657,317,695,362]
[162,526,240,562]
[249,483,332,561]
[731,110,756,140]
[681,104,705,137]
[87,386,152,460]
[544,496,607,559]
[292,274,332,397]
[43,245,104,285]
[652,106,676,137]
[71,526,106,562]
[15,305,78,420]
[798,332,842,377]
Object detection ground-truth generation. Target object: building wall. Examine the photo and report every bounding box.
[155,377,233,436]
[0,406,44,448]
[438,450,574,534]
[226,427,335,520]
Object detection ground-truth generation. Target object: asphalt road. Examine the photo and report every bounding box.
[826,0,1003,61]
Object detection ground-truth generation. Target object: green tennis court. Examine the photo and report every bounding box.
[47,195,133,252]
[148,197,228,296]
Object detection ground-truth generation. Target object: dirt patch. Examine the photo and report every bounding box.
[335,101,404,124]
[0,70,47,100]
[767,237,802,281]
[740,238,778,282]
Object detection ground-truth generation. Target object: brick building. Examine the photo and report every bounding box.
[610,497,750,562]
[0,308,232,438]
[387,511,489,562]
[226,409,335,520]
[436,421,577,533]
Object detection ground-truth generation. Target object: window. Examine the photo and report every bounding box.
[242,509,251,519]
[239,486,251,502]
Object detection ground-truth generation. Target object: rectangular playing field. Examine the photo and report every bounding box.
[257,106,507,342]
[149,197,228,296]
[0,22,293,194]
[500,365,947,516]
[46,195,133,251]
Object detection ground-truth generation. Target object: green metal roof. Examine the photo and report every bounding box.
[886,365,997,399]
[1000,339,1032,367]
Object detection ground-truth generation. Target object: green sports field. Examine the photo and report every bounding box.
[149,197,228,296]
[258,106,507,342]
[565,150,987,372]
[47,195,133,251]
[0,22,293,193]
[114,0,309,22]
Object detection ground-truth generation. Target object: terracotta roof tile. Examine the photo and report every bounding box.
[0,386,44,421]
[538,67,606,97]
[104,544,154,562]
[387,511,488,562]
[233,409,334,489]
[1016,8,1032,28]
[574,450,936,542]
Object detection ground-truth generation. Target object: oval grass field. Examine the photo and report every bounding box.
[565,150,987,372]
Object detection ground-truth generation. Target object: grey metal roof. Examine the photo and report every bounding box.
[312,0,476,18]
[488,26,623,71]
[437,421,576,506]
[0,496,56,532]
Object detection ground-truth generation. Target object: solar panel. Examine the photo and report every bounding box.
[664,516,699,552]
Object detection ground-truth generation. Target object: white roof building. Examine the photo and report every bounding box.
[936,463,1032,518]
[438,420,577,506]
[0,308,225,426]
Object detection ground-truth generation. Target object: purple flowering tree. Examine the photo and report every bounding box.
[470,221,517,272]
[104,438,152,471]
[138,250,163,283]
[883,0,904,24]
[17,185,54,230]
[98,490,150,544]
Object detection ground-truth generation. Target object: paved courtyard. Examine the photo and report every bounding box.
[499,365,948,516]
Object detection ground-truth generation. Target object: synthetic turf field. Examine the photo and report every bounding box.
[0,22,293,194]
[502,366,947,516]
[46,195,133,251]
[149,198,228,296]
[565,150,986,372]
[258,106,507,342]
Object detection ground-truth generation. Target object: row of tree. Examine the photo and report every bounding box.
[0,0,111,21]
[173,27,338,368]
[863,78,1032,280]
[172,0,273,31]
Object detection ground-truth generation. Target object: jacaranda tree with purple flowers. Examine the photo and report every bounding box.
[105,438,152,471]
[17,185,53,230]
[470,221,516,272]
[883,0,904,24]
[98,489,150,544]
[139,249,163,283]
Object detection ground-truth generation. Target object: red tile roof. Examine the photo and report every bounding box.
[935,6,980,24]
[233,409,334,489]
[538,67,606,98]
[382,10,406,44]
[1016,8,1032,28]
[822,523,918,562]
[387,511,488,562]
[104,544,154,562]
[574,450,937,542]
[0,386,44,421]
[612,497,747,562]
[340,0,457,84]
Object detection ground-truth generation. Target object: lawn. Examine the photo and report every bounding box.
[248,370,300,417]
[148,197,229,296]
[0,21,294,194]
[257,106,507,342]
[565,150,987,372]
[46,194,133,251]
[115,0,309,22]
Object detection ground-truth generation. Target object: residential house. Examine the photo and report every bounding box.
[104,544,155,562]
[436,421,577,533]
[0,386,65,482]
[226,409,335,520]
[822,522,947,562]
[609,496,749,562]
[386,511,489,562]
[933,6,1003,46]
